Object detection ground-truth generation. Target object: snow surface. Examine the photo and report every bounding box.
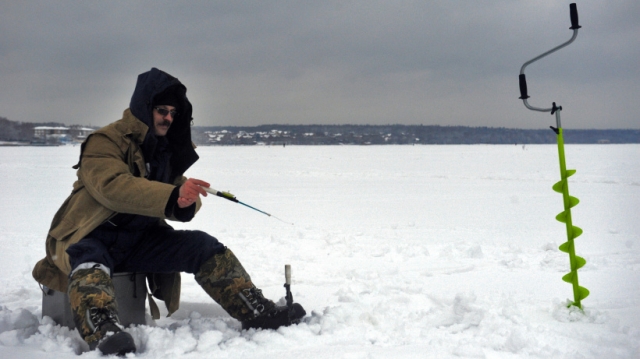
[1,144,639,358]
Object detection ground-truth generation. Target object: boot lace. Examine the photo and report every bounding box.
[86,307,120,333]
[238,288,272,317]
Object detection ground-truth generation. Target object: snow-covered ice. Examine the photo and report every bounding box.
[0,144,639,358]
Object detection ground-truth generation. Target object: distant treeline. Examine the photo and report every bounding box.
[0,117,64,142]
[192,124,640,145]
[1,116,638,145]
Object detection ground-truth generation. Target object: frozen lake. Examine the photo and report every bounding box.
[0,144,639,358]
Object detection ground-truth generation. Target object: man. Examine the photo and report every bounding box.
[32,68,305,356]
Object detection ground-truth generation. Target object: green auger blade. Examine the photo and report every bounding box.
[557,228,583,252]
[576,255,587,269]
[571,284,590,302]
[558,255,587,273]
[560,281,590,302]
[552,180,565,193]
[572,226,583,238]
[562,272,574,283]
[578,286,590,300]
[559,242,569,253]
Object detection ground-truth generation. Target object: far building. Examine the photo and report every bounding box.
[69,126,95,142]
[33,126,69,144]
[33,125,95,144]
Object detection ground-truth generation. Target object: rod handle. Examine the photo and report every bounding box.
[569,3,581,30]
[202,186,217,195]
[202,186,238,202]
[285,264,291,285]
[519,74,530,99]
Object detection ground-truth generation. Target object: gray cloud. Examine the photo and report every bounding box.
[1,0,638,129]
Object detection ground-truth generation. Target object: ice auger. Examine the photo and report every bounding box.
[518,3,589,309]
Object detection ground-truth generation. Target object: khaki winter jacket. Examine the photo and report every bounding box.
[32,109,200,315]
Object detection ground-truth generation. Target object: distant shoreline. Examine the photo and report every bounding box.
[2,116,639,145]
[190,125,640,145]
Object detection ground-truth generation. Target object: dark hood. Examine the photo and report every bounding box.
[130,68,198,178]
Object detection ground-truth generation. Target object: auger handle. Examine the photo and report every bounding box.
[570,3,581,30]
[519,74,529,100]
[518,3,580,113]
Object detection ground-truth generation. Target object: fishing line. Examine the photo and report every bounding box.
[202,186,294,226]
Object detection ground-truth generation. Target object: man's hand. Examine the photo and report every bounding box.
[177,178,210,208]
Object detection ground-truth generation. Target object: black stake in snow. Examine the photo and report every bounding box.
[284,264,293,307]
[202,186,293,225]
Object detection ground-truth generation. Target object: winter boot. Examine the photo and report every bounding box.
[239,287,306,330]
[195,248,306,330]
[68,265,136,356]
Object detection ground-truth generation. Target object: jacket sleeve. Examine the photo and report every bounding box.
[164,175,202,222]
[78,133,175,218]
[164,186,195,222]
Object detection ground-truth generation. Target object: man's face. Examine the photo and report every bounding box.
[152,105,177,136]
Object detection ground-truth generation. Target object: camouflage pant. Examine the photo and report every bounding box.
[67,267,118,345]
[195,249,274,321]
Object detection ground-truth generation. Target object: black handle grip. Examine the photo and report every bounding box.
[570,3,581,30]
[519,74,529,99]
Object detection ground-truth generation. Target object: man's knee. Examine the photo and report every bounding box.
[66,238,115,274]
[189,230,226,255]
[176,230,226,273]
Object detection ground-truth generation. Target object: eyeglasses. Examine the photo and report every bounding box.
[154,106,179,118]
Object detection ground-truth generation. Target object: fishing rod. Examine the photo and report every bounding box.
[201,186,294,225]
[518,3,589,309]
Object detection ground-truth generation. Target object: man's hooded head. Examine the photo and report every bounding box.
[129,68,198,177]
[129,68,192,139]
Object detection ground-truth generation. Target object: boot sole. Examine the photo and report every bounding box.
[97,331,136,356]
[242,303,306,330]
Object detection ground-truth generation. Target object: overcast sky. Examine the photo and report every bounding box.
[1,1,638,129]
